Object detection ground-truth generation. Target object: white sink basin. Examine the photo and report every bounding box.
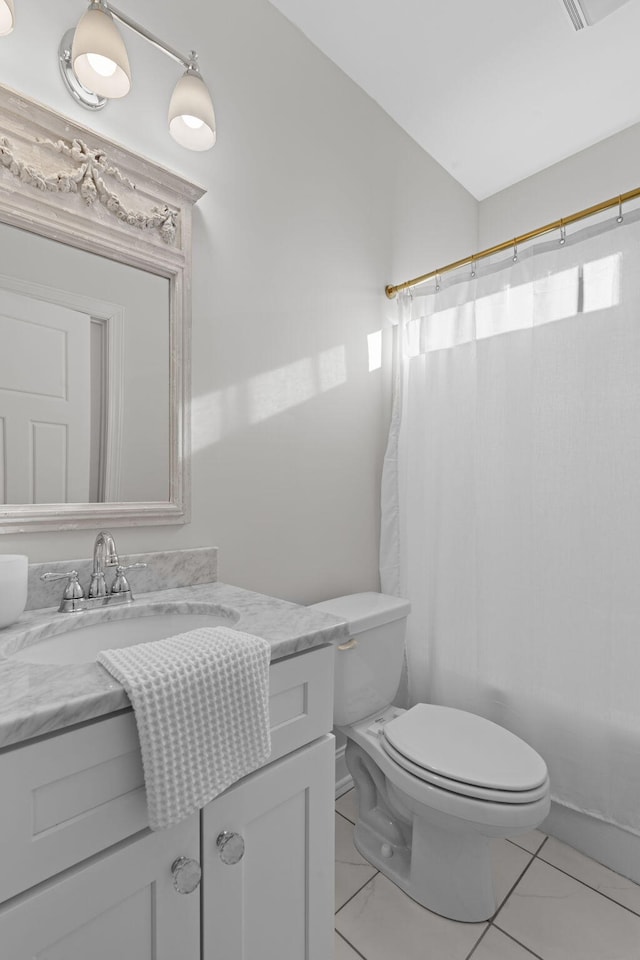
[8,605,240,666]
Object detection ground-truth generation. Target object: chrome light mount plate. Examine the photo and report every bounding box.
[58,28,107,111]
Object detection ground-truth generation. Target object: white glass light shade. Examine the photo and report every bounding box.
[168,72,216,151]
[0,0,15,36]
[72,6,131,99]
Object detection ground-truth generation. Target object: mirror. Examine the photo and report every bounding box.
[0,83,205,532]
[0,223,170,504]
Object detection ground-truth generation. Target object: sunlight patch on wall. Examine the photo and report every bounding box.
[191,346,347,450]
[367,330,382,371]
[191,384,243,451]
[249,357,315,423]
[317,345,347,392]
[248,345,347,424]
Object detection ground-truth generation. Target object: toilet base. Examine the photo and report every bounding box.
[352,809,496,922]
[344,735,544,922]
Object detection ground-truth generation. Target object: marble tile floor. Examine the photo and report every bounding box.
[334,789,640,960]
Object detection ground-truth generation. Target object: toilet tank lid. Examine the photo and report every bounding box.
[309,592,411,636]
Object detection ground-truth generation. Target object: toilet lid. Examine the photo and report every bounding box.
[382,704,548,794]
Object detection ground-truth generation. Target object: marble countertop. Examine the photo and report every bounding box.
[0,581,349,751]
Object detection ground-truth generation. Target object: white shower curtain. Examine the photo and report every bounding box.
[381,213,640,835]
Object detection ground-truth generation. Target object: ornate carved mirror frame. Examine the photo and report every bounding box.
[0,84,205,532]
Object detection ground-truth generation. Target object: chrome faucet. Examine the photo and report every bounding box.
[40,531,147,613]
[89,530,120,598]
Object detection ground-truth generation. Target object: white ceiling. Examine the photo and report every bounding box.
[266,0,640,200]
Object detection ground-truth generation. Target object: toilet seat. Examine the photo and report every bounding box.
[381,704,549,804]
[381,737,549,803]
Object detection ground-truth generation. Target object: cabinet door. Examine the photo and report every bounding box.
[0,813,200,960]
[202,734,335,960]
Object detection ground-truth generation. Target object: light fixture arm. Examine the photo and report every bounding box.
[100,1,201,73]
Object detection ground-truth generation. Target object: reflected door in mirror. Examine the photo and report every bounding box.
[0,289,91,504]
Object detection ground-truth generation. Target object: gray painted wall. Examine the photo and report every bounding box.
[0,0,477,603]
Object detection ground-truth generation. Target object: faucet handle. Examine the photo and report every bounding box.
[110,562,147,597]
[40,570,85,607]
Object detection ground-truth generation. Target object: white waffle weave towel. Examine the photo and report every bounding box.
[97,626,271,830]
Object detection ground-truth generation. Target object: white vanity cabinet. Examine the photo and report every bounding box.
[0,644,335,959]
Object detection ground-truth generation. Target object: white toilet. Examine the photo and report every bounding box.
[311,592,551,923]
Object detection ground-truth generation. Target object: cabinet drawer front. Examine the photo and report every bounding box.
[0,644,333,903]
[268,644,334,764]
[0,710,148,905]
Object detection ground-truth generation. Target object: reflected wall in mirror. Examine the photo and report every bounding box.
[0,83,205,532]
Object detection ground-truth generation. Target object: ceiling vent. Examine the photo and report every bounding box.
[560,0,631,28]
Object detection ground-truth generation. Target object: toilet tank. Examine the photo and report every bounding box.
[309,592,411,726]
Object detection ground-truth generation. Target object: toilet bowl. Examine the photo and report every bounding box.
[310,592,551,923]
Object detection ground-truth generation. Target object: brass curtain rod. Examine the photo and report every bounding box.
[385,186,640,299]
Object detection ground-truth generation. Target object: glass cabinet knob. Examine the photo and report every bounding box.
[216,830,245,865]
[171,856,202,894]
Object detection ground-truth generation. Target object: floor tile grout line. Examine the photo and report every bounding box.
[334,928,369,960]
[335,788,355,801]
[462,922,492,960]
[490,847,539,922]
[491,923,547,960]
[335,795,356,825]
[533,835,549,855]
[532,851,640,919]
[335,809,356,827]
[507,835,547,856]
[335,870,381,916]
[458,850,546,960]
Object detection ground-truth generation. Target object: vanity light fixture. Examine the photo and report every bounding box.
[0,0,14,36]
[58,0,216,150]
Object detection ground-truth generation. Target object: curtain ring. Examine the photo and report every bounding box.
[470,259,476,278]
[435,272,440,292]
[512,241,518,263]
[559,222,566,245]
[617,197,624,223]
